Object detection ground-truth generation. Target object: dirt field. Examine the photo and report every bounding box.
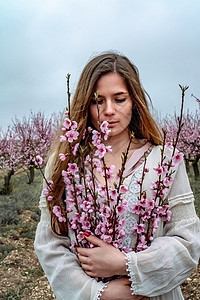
[0,210,199,299]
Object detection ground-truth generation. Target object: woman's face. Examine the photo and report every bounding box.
[89,72,133,138]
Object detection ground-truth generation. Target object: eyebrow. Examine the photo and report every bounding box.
[97,91,128,98]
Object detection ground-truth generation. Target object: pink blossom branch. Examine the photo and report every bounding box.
[112,133,134,241]
[191,93,200,104]
[88,151,98,225]
[35,157,68,222]
[133,156,147,252]
[66,73,71,119]
[94,92,110,205]
[171,85,189,158]
[116,134,134,201]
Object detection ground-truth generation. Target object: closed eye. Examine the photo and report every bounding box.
[91,99,103,105]
[115,98,126,102]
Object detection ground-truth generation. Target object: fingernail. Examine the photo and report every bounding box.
[84,232,90,237]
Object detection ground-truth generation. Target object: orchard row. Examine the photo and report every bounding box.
[0,111,61,194]
[162,109,199,179]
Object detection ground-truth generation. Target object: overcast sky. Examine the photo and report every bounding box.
[0,0,200,131]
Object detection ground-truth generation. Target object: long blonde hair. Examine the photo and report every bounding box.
[47,51,162,235]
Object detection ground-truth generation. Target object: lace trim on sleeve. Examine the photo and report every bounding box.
[124,253,136,295]
[96,282,109,300]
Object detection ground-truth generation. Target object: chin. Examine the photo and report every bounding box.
[107,130,121,137]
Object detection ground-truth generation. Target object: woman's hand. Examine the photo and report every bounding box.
[101,277,146,300]
[76,233,127,278]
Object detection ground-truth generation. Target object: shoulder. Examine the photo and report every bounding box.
[150,144,174,158]
[148,144,182,167]
[145,145,186,187]
[146,145,173,168]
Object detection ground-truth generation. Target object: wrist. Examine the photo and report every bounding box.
[117,252,128,276]
[98,282,110,300]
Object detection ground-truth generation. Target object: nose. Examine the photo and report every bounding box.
[103,100,115,116]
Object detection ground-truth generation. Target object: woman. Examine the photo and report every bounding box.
[34,52,200,300]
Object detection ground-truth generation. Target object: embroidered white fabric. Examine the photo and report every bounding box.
[122,165,143,249]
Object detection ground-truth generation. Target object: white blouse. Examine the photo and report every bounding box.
[34,145,200,300]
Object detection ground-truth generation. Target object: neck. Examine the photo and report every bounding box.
[104,130,134,156]
[104,130,144,157]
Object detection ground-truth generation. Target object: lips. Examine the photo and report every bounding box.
[107,121,118,127]
[107,121,118,124]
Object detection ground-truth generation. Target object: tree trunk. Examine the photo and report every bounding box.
[184,158,190,173]
[192,157,199,180]
[1,169,15,194]
[27,166,35,184]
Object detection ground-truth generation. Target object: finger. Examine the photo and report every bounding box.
[76,247,91,256]
[81,263,92,272]
[78,254,90,264]
[84,232,104,246]
[84,270,95,277]
[80,262,97,277]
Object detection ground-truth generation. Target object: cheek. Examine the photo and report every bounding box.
[125,104,133,123]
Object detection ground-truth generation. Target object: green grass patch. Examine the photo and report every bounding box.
[188,172,200,217]
[0,243,16,260]
[22,266,44,278]
[20,223,38,240]
[0,285,26,300]
[0,169,42,234]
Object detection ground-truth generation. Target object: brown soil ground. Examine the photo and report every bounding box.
[0,210,199,299]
